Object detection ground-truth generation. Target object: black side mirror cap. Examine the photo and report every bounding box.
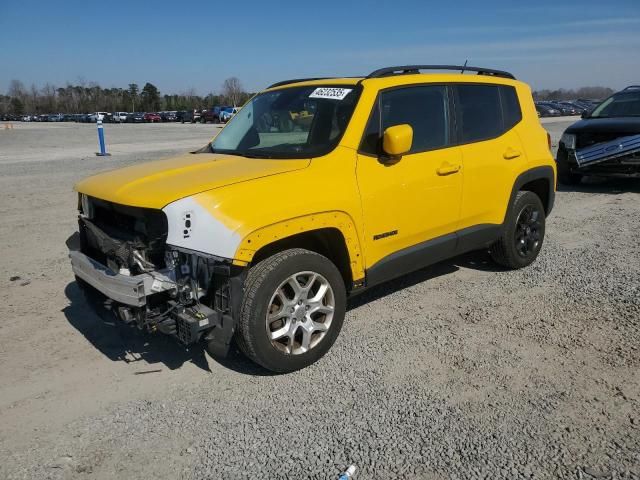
[581,110,591,119]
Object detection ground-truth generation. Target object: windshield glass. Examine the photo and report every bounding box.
[590,91,640,118]
[210,85,361,158]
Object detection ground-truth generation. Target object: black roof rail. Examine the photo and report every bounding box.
[623,85,640,91]
[366,65,516,80]
[267,77,331,89]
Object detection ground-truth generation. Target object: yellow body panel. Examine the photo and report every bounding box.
[75,153,309,209]
[183,146,366,280]
[75,73,555,284]
[356,146,463,267]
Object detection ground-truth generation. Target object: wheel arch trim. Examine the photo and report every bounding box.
[233,211,365,281]
[507,165,556,218]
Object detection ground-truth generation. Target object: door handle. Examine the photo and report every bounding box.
[503,147,522,160]
[436,162,461,176]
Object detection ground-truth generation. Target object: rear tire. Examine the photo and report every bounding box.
[490,191,546,269]
[236,249,346,373]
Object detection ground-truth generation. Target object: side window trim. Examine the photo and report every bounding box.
[357,83,453,156]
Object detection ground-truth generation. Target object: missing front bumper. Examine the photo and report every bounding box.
[70,250,176,306]
[70,248,242,354]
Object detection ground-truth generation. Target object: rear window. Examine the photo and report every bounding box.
[454,85,503,143]
[453,84,521,143]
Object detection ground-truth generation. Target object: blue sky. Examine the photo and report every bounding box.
[1,0,639,95]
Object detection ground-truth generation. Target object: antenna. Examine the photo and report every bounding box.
[460,60,468,74]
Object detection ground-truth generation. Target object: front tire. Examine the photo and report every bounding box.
[556,153,583,186]
[236,249,346,373]
[490,191,546,269]
[557,165,583,185]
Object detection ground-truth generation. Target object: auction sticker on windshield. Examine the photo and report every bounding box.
[309,87,352,100]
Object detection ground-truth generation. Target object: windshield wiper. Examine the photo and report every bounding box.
[241,151,275,159]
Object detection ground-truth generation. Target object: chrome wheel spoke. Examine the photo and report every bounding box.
[301,273,317,299]
[267,306,287,322]
[287,276,303,298]
[308,282,329,303]
[286,330,296,354]
[312,321,329,332]
[309,302,333,315]
[300,328,312,352]
[270,322,290,341]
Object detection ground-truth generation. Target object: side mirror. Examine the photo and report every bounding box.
[382,124,413,158]
[581,110,590,119]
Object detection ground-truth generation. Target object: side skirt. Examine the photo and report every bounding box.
[361,224,501,291]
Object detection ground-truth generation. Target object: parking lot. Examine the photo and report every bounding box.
[0,120,638,479]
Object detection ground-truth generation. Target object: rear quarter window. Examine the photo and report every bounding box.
[500,86,522,130]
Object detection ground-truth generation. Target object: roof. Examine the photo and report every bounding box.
[266,65,519,91]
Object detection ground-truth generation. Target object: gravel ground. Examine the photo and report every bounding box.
[0,120,638,480]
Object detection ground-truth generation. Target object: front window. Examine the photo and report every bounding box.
[210,85,361,158]
[590,91,640,118]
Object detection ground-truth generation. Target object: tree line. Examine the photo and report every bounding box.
[0,77,254,115]
[532,86,614,101]
[1,78,616,115]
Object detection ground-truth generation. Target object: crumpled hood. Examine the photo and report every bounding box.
[74,153,310,209]
[566,117,640,135]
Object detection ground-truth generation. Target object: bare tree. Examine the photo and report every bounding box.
[222,77,243,107]
[7,80,27,100]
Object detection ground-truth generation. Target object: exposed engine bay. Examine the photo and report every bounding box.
[71,195,243,356]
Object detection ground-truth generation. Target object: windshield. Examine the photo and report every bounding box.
[590,91,640,118]
[210,85,361,158]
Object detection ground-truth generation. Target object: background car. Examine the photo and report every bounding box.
[201,106,230,123]
[88,112,109,122]
[556,85,640,185]
[535,104,561,117]
[179,109,201,123]
[112,112,129,123]
[554,101,584,115]
[160,111,177,122]
[144,112,162,123]
[544,101,578,116]
[126,112,146,123]
[219,106,239,123]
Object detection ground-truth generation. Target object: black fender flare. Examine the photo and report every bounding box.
[507,165,556,218]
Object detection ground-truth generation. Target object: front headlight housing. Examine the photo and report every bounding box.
[560,133,576,150]
[79,193,94,218]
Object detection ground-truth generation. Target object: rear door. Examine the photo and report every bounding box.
[356,85,463,275]
[452,84,525,229]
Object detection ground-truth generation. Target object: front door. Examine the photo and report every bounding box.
[356,85,463,280]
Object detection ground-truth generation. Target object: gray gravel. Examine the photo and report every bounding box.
[1,121,638,480]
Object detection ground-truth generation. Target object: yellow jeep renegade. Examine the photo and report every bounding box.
[71,65,556,372]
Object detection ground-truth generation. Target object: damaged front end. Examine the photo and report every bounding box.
[70,195,243,356]
[558,131,640,177]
